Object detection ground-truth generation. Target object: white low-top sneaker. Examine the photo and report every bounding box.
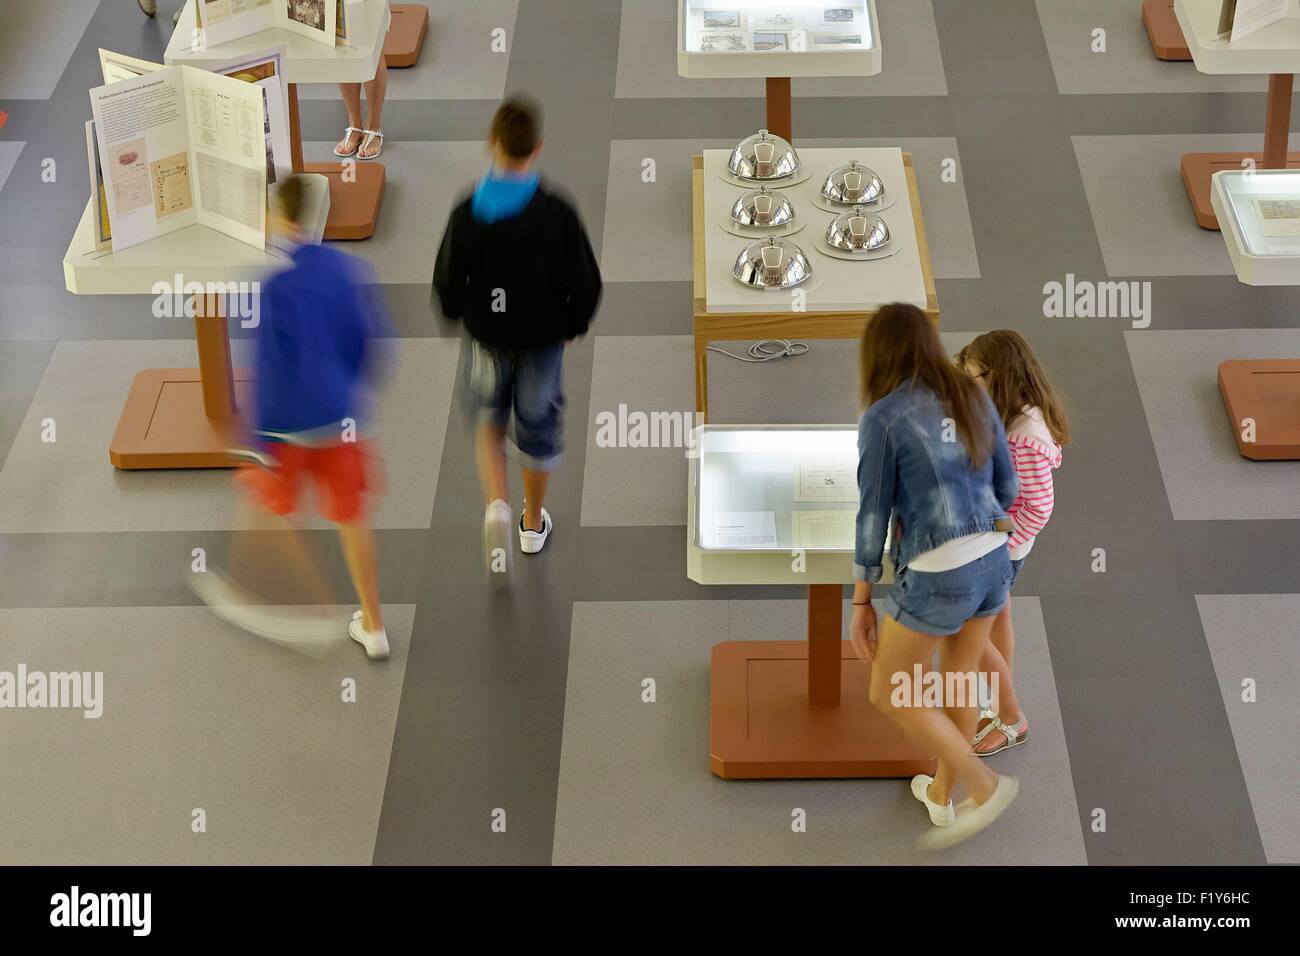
[484,499,514,578]
[519,507,552,554]
[349,610,390,661]
[910,773,955,827]
[919,774,1019,851]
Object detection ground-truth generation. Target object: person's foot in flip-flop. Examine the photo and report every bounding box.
[973,711,1029,756]
[919,775,1019,851]
[334,127,364,157]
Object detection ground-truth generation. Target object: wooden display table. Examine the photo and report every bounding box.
[688,425,935,780]
[383,4,429,67]
[167,0,391,240]
[62,177,329,469]
[1144,0,1192,61]
[692,148,939,420]
[1219,359,1300,459]
[1175,0,1300,229]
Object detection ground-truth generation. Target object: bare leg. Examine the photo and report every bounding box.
[358,59,388,159]
[929,613,997,804]
[476,421,509,504]
[337,521,382,632]
[869,614,999,807]
[974,605,1024,753]
[229,497,333,606]
[336,84,363,154]
[522,468,550,531]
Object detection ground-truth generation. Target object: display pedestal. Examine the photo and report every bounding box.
[710,584,935,779]
[287,84,385,240]
[765,77,792,141]
[1182,74,1297,229]
[109,296,249,469]
[383,4,428,67]
[1218,359,1300,459]
[1143,0,1191,60]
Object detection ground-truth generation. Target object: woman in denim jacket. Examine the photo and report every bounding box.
[849,304,1020,850]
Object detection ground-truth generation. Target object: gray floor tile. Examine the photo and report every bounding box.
[0,142,23,196]
[0,1,99,99]
[553,597,1085,864]
[1126,329,1300,520]
[1035,0,1264,95]
[0,604,413,865]
[615,0,947,99]
[1195,594,1300,864]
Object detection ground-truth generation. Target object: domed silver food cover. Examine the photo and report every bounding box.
[733,237,813,290]
[728,129,801,181]
[730,186,796,228]
[824,206,891,253]
[820,161,885,206]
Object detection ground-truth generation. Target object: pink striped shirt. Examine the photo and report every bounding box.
[1005,407,1062,560]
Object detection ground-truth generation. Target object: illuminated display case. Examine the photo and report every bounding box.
[1211,168,1300,284]
[678,0,881,78]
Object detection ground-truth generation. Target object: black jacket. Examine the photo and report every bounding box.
[432,183,602,350]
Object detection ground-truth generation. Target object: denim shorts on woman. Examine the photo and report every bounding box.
[883,547,1013,637]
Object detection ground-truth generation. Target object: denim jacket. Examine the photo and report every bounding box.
[854,382,1018,582]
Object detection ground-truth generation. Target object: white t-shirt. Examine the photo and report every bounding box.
[907,531,1008,573]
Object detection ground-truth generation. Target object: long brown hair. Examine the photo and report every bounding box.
[860,303,995,466]
[956,330,1071,446]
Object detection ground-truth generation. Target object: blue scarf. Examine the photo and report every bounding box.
[471,168,540,224]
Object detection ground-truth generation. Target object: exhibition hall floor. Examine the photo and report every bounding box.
[0,0,1296,865]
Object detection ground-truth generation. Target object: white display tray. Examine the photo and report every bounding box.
[1175,0,1300,75]
[702,147,927,314]
[1211,168,1300,285]
[678,0,881,79]
[165,0,391,85]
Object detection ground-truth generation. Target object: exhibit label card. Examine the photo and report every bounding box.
[1253,198,1300,236]
[714,511,778,549]
[791,510,854,550]
[1225,0,1289,41]
[794,459,858,502]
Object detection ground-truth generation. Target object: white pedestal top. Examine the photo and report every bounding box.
[702,147,927,314]
[64,175,330,295]
[678,0,881,79]
[1211,168,1300,284]
[165,0,390,85]
[1175,0,1300,74]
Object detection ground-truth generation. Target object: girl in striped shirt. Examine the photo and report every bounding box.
[957,331,1070,757]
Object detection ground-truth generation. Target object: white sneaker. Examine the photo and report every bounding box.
[910,773,955,827]
[919,774,1019,851]
[484,499,514,578]
[349,610,390,660]
[519,507,552,554]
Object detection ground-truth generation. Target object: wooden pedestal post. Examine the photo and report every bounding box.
[765,76,793,142]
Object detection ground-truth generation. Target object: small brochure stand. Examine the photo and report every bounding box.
[63,177,330,469]
[1175,0,1300,229]
[689,424,934,779]
[166,0,392,240]
[677,0,881,141]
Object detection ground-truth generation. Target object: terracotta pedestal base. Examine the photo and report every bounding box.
[384,4,429,68]
[1143,0,1190,61]
[301,161,386,240]
[109,369,251,469]
[1218,359,1300,460]
[1181,152,1300,230]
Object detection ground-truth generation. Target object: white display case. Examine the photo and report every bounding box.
[687,424,893,585]
[1211,168,1300,284]
[678,0,881,78]
[1175,0,1300,74]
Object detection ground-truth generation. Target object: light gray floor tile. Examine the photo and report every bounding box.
[300,0,519,102]
[1073,134,1262,277]
[4,399,123,464]
[307,139,486,285]
[1126,329,1300,520]
[0,339,54,402]
[553,597,1085,865]
[1035,0,1264,95]
[580,335,696,527]
[602,137,978,282]
[1195,594,1300,864]
[0,142,23,196]
[615,0,947,99]
[0,1,99,99]
[0,604,413,865]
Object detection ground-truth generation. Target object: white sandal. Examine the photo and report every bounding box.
[334,126,364,157]
[972,712,1029,757]
[358,129,384,160]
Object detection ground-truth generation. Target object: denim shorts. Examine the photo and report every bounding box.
[462,340,565,470]
[884,548,1013,637]
[1008,557,1026,590]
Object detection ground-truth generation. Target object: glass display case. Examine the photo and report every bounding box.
[682,0,872,54]
[1211,168,1300,284]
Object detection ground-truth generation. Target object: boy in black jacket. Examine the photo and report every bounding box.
[433,96,602,573]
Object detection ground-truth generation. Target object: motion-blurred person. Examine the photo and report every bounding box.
[432,95,602,576]
[849,304,1020,850]
[957,331,1069,757]
[193,175,392,660]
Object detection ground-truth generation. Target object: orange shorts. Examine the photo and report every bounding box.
[237,440,377,524]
